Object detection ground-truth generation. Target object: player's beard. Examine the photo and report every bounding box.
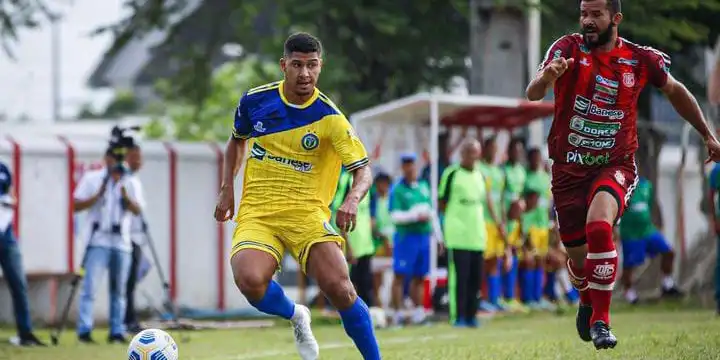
[582,22,614,49]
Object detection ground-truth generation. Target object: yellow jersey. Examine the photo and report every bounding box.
[232,81,369,222]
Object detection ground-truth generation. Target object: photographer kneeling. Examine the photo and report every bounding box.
[73,144,144,343]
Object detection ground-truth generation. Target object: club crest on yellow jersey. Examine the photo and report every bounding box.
[302,133,320,150]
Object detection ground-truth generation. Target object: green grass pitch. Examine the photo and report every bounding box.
[1,304,718,359]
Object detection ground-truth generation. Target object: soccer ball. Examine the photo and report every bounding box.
[369,307,388,329]
[128,329,179,360]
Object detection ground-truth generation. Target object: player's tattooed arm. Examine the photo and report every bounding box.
[336,165,372,232]
[660,75,720,162]
[526,57,575,101]
[660,76,713,140]
[345,165,373,205]
[222,137,248,188]
[214,137,247,222]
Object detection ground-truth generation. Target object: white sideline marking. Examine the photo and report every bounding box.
[199,328,532,360]
[206,334,459,360]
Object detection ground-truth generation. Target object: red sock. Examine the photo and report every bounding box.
[566,258,591,304]
[585,221,618,325]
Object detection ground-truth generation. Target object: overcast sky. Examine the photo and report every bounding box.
[0,0,126,123]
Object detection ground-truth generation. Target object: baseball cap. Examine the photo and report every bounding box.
[400,152,417,164]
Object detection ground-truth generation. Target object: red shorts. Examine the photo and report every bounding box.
[551,159,638,248]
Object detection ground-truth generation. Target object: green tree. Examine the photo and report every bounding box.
[0,0,57,58]
[247,0,470,113]
[144,56,277,141]
[76,0,470,115]
[540,0,720,93]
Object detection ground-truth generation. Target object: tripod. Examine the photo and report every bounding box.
[141,220,193,341]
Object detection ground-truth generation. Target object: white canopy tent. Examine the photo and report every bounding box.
[350,92,554,308]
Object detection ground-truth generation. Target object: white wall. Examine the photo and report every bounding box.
[0,136,253,324]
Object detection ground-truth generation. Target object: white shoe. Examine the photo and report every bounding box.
[291,305,319,360]
[410,306,427,325]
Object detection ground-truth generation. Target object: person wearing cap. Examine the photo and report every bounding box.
[388,152,433,326]
[0,161,46,346]
[73,146,144,343]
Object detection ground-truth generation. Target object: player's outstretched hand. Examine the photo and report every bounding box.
[704,136,720,163]
[214,186,235,222]
[541,57,574,83]
[336,198,359,233]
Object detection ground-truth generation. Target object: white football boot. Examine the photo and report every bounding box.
[291,304,320,360]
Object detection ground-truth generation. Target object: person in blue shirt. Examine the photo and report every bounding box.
[388,153,434,326]
[0,161,45,346]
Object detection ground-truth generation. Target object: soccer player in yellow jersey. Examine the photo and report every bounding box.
[213,33,380,360]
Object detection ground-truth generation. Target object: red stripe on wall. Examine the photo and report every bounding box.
[164,143,178,301]
[5,136,21,237]
[209,142,226,310]
[58,136,76,272]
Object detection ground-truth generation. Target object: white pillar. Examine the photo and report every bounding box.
[527,0,545,148]
[428,98,440,295]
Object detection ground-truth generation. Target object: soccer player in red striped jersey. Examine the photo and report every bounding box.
[526,0,720,350]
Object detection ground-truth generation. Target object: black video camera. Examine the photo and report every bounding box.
[107,125,141,175]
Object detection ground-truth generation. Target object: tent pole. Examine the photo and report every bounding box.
[428,97,440,309]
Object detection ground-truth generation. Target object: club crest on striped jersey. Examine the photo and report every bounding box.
[614,170,626,186]
[622,72,635,87]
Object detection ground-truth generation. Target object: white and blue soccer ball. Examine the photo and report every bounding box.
[128,329,179,360]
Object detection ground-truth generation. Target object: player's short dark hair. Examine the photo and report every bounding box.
[582,0,621,14]
[508,136,526,150]
[527,147,541,158]
[375,173,391,183]
[483,136,496,148]
[284,32,322,57]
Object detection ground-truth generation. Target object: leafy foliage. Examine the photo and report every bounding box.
[143,57,277,141]
[234,0,470,113]
[2,0,719,143]
[0,0,58,59]
[540,0,720,50]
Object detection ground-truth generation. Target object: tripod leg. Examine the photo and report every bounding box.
[143,227,179,322]
[51,275,82,345]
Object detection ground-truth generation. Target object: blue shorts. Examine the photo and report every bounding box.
[621,231,672,268]
[393,232,430,277]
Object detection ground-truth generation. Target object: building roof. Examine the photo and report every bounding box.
[86,0,205,88]
[350,92,554,129]
[87,0,275,89]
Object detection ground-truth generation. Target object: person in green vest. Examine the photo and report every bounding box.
[369,172,393,308]
[518,148,554,311]
[331,168,376,307]
[501,137,528,313]
[388,153,433,326]
[477,136,509,313]
[439,138,493,327]
[618,169,682,305]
